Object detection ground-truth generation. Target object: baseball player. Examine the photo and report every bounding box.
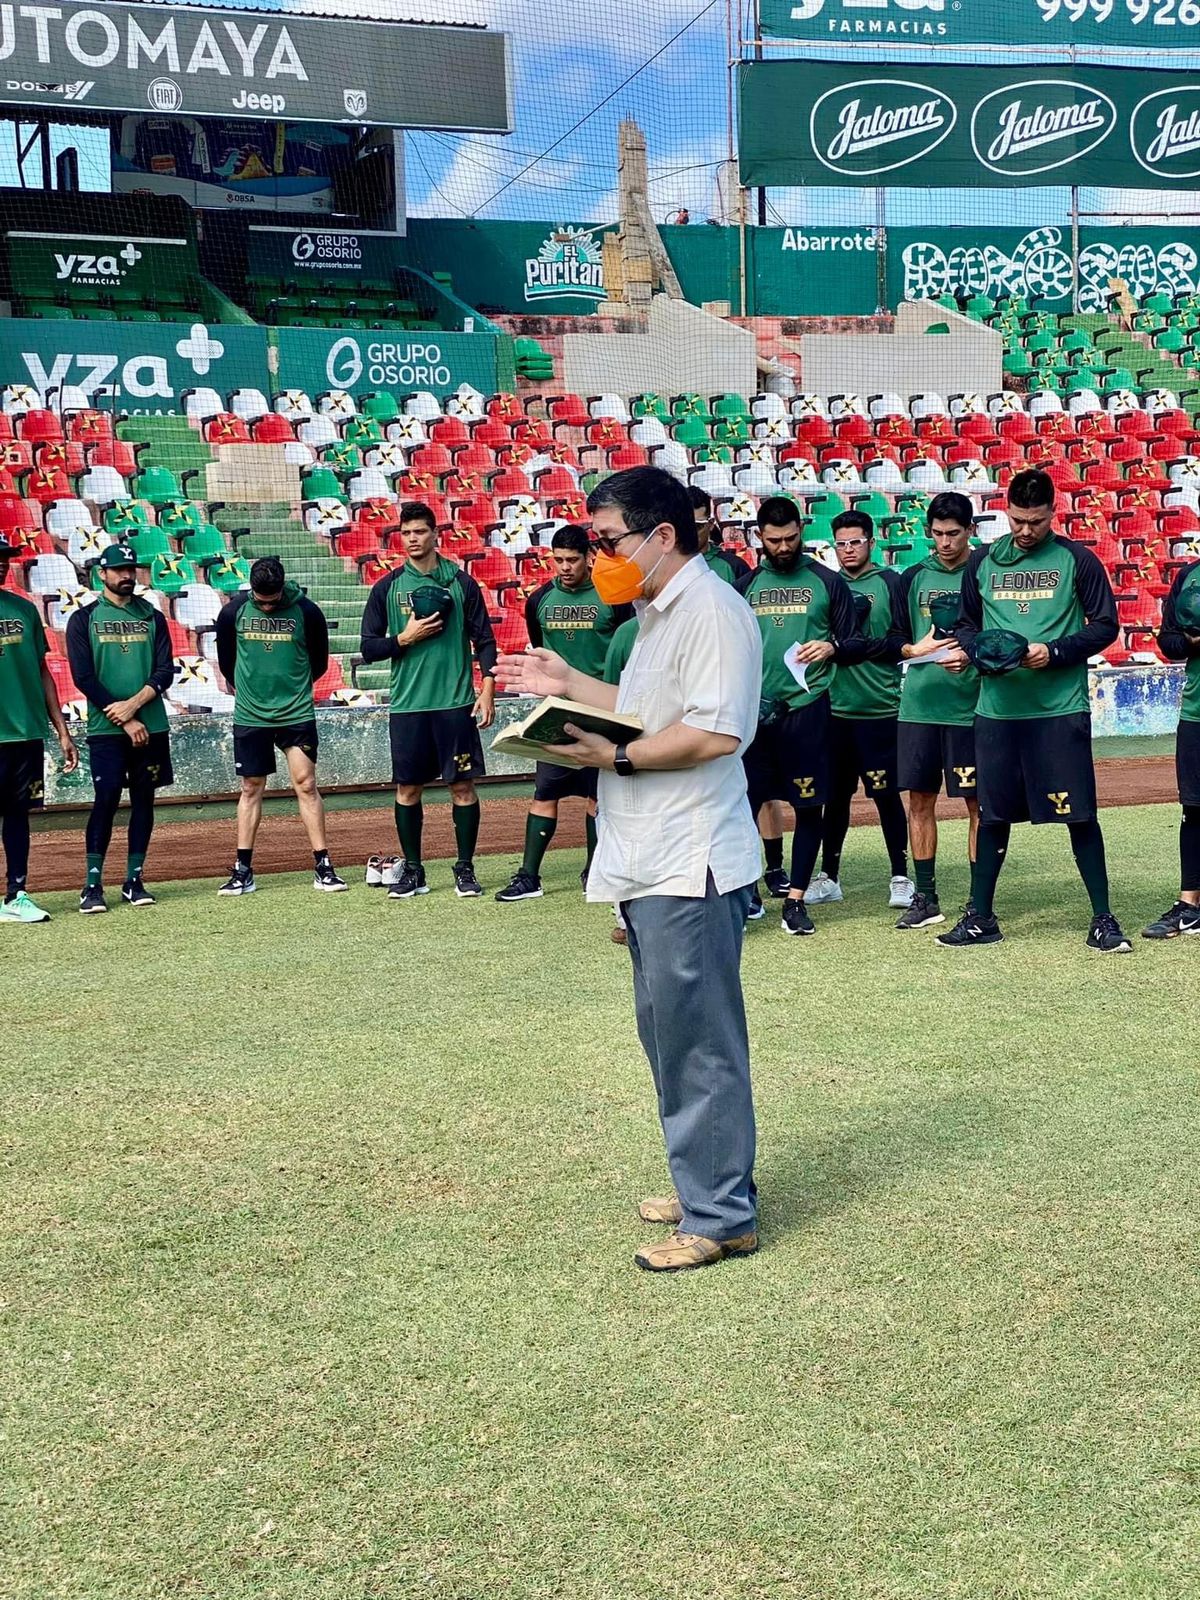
[1144,556,1200,938]
[0,535,78,922]
[810,510,913,909]
[894,492,981,930]
[737,496,862,936]
[497,526,631,901]
[214,556,346,895]
[65,544,175,912]
[691,487,752,585]
[360,501,497,899]
[941,468,1130,951]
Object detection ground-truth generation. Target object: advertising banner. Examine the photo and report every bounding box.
[0,1,511,131]
[762,0,1200,47]
[0,319,268,415]
[740,59,1200,189]
[7,232,195,303]
[273,328,503,399]
[248,227,404,285]
[890,224,1200,313]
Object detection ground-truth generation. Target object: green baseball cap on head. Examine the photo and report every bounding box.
[98,543,138,570]
[927,592,961,635]
[974,627,1029,674]
[1176,585,1200,633]
[410,583,453,621]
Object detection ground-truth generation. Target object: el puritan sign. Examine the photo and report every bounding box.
[739,60,1200,189]
[0,0,510,130]
[762,0,1200,48]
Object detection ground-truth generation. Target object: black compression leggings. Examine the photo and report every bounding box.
[85,784,156,872]
[821,787,908,881]
[2,810,30,893]
[1183,805,1200,893]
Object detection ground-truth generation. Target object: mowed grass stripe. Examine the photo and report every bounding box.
[4,804,1200,1600]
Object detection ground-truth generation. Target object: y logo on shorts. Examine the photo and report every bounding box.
[866,769,888,791]
[1048,790,1071,815]
[793,775,816,799]
[953,765,977,789]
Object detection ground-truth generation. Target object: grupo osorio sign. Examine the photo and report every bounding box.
[0,0,511,130]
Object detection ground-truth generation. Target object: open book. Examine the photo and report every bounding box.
[491,696,645,769]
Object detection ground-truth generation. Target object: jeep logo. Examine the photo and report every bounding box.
[971,80,1116,177]
[232,91,286,113]
[811,79,956,176]
[1131,88,1200,180]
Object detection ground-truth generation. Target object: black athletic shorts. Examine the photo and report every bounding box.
[1178,718,1200,808]
[233,720,319,779]
[0,739,45,814]
[898,721,978,799]
[87,729,174,793]
[390,707,485,786]
[533,760,597,803]
[975,712,1097,825]
[743,694,831,811]
[830,714,899,798]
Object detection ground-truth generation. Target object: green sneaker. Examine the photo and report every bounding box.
[0,890,51,924]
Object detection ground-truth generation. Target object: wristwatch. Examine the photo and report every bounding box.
[613,743,637,777]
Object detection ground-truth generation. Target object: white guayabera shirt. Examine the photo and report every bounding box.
[586,557,763,904]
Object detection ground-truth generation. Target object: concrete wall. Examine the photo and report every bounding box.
[801,300,1002,398]
[40,667,1185,806]
[560,296,757,399]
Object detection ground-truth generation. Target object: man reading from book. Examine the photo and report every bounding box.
[496,466,764,1274]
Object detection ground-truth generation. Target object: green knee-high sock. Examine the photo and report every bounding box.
[522,814,556,878]
[970,823,1010,919]
[763,835,784,873]
[395,801,423,866]
[914,856,936,897]
[85,853,104,888]
[453,801,481,868]
[1068,819,1112,917]
[127,851,146,879]
[584,812,598,871]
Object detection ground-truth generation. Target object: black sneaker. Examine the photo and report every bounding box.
[763,867,791,898]
[936,907,1003,947]
[496,870,543,902]
[313,863,348,893]
[895,891,945,930]
[121,875,156,908]
[1142,901,1200,940]
[746,888,766,922]
[781,898,816,936]
[453,863,483,898]
[217,867,256,896]
[1087,913,1132,954]
[78,885,107,915]
[387,862,428,899]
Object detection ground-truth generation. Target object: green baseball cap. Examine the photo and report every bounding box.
[1176,585,1200,633]
[927,592,962,635]
[98,543,139,570]
[974,627,1029,674]
[410,583,453,622]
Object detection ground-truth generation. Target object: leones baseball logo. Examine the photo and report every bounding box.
[810,79,956,177]
[971,80,1116,177]
[1131,87,1200,180]
[524,226,606,305]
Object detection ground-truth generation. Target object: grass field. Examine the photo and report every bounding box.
[6,803,1200,1600]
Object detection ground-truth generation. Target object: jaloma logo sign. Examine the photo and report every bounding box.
[971,80,1116,177]
[1131,87,1200,180]
[810,79,956,177]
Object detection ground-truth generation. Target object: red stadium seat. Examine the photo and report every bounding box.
[586,418,629,449]
[1082,461,1124,492]
[493,612,529,653]
[430,417,470,447]
[410,443,454,476]
[44,654,79,705]
[512,419,552,449]
[334,525,381,560]
[796,416,834,448]
[959,413,998,445]
[487,393,522,421]
[452,443,498,476]
[442,525,486,561]
[252,414,295,444]
[34,440,85,475]
[466,547,517,587]
[0,493,37,537]
[69,410,114,444]
[1115,409,1154,439]
[25,467,72,504]
[86,439,138,477]
[444,469,488,500]
[17,410,63,446]
[533,466,578,499]
[490,467,534,498]
[0,440,32,474]
[473,417,512,450]
[607,443,650,471]
[548,394,589,427]
[313,659,346,702]
[835,415,873,447]
[205,413,251,445]
[998,413,1037,444]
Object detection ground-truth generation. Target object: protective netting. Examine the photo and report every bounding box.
[0,0,1196,731]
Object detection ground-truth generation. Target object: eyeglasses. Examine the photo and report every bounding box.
[834,537,869,550]
[593,524,653,558]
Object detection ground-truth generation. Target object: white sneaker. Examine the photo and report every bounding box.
[889,875,916,909]
[806,872,843,904]
[366,855,400,887]
[381,857,401,888]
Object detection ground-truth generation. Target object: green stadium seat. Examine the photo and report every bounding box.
[1003,349,1034,378]
[322,442,362,474]
[27,302,72,320]
[102,500,150,537]
[672,392,714,423]
[1103,367,1138,392]
[804,491,847,519]
[848,492,891,524]
[671,416,710,449]
[712,393,751,423]
[204,554,251,595]
[966,295,995,318]
[800,516,835,545]
[631,394,671,421]
[361,392,400,423]
[712,418,750,447]
[178,522,228,562]
[127,525,172,563]
[149,553,198,597]
[1156,326,1187,353]
[133,466,182,506]
[691,443,731,464]
[343,418,383,448]
[302,466,346,502]
[158,500,205,538]
[1144,292,1174,314]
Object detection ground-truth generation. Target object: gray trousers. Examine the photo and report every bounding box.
[622,874,757,1242]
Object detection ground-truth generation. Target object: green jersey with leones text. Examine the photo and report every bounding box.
[897,557,980,728]
[1160,559,1200,724]
[738,553,857,712]
[66,595,170,738]
[603,617,639,685]
[829,563,903,720]
[359,556,497,713]
[0,589,50,743]
[524,578,628,679]
[958,534,1118,720]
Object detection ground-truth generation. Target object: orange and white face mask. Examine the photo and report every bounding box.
[591,529,666,606]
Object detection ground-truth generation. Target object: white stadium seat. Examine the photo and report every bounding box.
[29,554,81,594]
[297,415,338,449]
[274,389,314,421]
[181,387,224,422]
[906,459,947,490]
[1028,390,1064,418]
[404,392,444,422]
[318,390,357,421]
[173,586,222,630]
[590,394,630,423]
[869,392,905,420]
[1066,390,1102,417]
[303,498,351,536]
[649,441,690,479]
[791,394,829,420]
[630,417,669,447]
[863,458,905,491]
[229,388,270,423]
[751,394,788,421]
[387,415,428,447]
[2,383,40,414]
[910,392,948,419]
[78,466,128,504]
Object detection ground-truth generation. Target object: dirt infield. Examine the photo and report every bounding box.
[26,756,1177,891]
